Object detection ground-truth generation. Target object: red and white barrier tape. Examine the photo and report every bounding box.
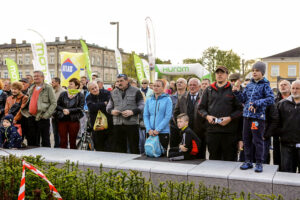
[18,160,62,200]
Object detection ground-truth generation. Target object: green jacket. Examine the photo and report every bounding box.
[21,83,57,121]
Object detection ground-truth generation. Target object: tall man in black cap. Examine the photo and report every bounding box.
[199,66,243,161]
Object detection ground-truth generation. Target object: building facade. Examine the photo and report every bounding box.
[0,37,130,84]
[262,47,300,88]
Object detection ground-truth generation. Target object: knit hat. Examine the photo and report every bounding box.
[4,114,14,125]
[252,61,266,75]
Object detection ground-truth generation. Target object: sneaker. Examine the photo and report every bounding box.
[240,161,253,170]
[255,163,263,173]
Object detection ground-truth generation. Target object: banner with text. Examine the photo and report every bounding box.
[115,48,122,74]
[6,58,20,82]
[155,63,210,79]
[133,54,145,83]
[145,17,156,82]
[29,30,51,83]
[141,59,150,80]
[80,40,92,80]
[60,52,85,87]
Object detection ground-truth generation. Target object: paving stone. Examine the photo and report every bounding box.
[273,172,300,200]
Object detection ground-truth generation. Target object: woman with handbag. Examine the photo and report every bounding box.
[4,82,28,137]
[56,78,84,149]
[86,81,112,151]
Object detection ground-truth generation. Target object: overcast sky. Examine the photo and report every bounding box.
[1,0,300,64]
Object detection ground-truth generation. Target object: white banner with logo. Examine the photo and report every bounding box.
[155,63,210,78]
[29,29,51,83]
[115,48,122,74]
[141,59,150,80]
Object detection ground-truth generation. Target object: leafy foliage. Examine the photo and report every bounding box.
[0,155,285,200]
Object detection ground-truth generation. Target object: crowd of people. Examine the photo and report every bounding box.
[0,61,300,174]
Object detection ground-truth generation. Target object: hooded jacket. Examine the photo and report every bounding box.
[199,82,243,133]
[233,78,274,120]
[143,93,173,134]
[0,115,22,149]
[277,96,300,145]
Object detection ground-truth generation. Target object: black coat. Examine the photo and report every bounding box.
[277,96,300,145]
[86,89,112,128]
[180,127,202,156]
[198,82,243,134]
[0,91,7,119]
[56,91,84,122]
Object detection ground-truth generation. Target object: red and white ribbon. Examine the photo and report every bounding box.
[18,160,62,200]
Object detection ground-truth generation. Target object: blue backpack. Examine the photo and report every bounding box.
[144,136,164,157]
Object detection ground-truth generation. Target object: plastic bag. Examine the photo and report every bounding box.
[93,111,108,131]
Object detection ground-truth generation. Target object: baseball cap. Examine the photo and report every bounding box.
[215,66,228,74]
[19,78,29,83]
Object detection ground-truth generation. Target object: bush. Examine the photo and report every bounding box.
[0,155,284,200]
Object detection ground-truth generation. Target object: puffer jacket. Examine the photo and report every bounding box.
[0,126,22,148]
[0,90,7,119]
[56,91,84,122]
[143,93,173,134]
[277,96,300,145]
[233,78,274,120]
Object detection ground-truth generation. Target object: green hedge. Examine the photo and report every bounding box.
[0,155,284,200]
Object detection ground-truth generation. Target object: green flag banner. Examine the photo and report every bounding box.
[133,54,145,83]
[6,58,20,82]
[80,40,92,81]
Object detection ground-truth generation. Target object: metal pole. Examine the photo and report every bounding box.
[117,22,119,49]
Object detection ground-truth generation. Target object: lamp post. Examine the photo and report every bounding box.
[110,21,119,49]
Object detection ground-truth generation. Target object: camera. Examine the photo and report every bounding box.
[213,118,223,124]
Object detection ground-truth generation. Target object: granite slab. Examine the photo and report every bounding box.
[273,172,300,200]
[188,160,240,188]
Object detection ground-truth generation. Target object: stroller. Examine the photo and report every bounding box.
[77,111,94,151]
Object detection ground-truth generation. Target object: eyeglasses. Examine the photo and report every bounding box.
[117,74,127,79]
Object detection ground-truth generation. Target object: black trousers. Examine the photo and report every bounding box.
[112,125,139,154]
[92,129,112,152]
[206,132,237,161]
[27,117,50,147]
[51,117,60,148]
[273,136,281,169]
[19,117,29,140]
[280,143,300,173]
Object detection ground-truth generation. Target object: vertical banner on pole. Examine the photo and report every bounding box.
[133,54,145,83]
[115,48,123,74]
[29,29,51,83]
[141,59,150,80]
[80,40,92,81]
[145,17,156,82]
[6,58,20,82]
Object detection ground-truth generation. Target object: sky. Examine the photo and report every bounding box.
[1,0,300,64]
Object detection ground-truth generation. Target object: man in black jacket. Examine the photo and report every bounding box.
[277,80,300,173]
[199,66,243,161]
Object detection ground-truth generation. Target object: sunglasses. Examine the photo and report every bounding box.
[142,82,148,84]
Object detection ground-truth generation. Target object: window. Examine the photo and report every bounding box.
[96,56,100,66]
[17,55,23,65]
[4,71,8,79]
[25,71,30,75]
[271,65,279,77]
[25,54,30,65]
[19,71,22,78]
[104,73,109,81]
[288,65,297,77]
[91,56,95,65]
[3,55,8,65]
[49,53,55,64]
[110,58,114,67]
[50,70,55,78]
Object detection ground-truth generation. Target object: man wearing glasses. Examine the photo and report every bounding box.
[106,74,145,154]
[140,79,153,99]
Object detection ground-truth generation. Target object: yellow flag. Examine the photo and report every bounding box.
[60,52,85,87]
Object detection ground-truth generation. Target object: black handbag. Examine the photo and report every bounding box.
[8,96,24,116]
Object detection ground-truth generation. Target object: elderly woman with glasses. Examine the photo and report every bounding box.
[140,79,153,99]
[86,81,112,151]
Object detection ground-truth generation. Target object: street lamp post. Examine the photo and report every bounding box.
[110,21,119,49]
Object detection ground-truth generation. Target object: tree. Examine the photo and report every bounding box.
[241,59,256,79]
[122,52,137,79]
[201,47,241,80]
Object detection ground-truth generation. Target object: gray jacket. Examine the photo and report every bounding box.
[107,85,144,125]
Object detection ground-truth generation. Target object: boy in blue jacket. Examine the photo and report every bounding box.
[0,114,22,149]
[233,61,274,172]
